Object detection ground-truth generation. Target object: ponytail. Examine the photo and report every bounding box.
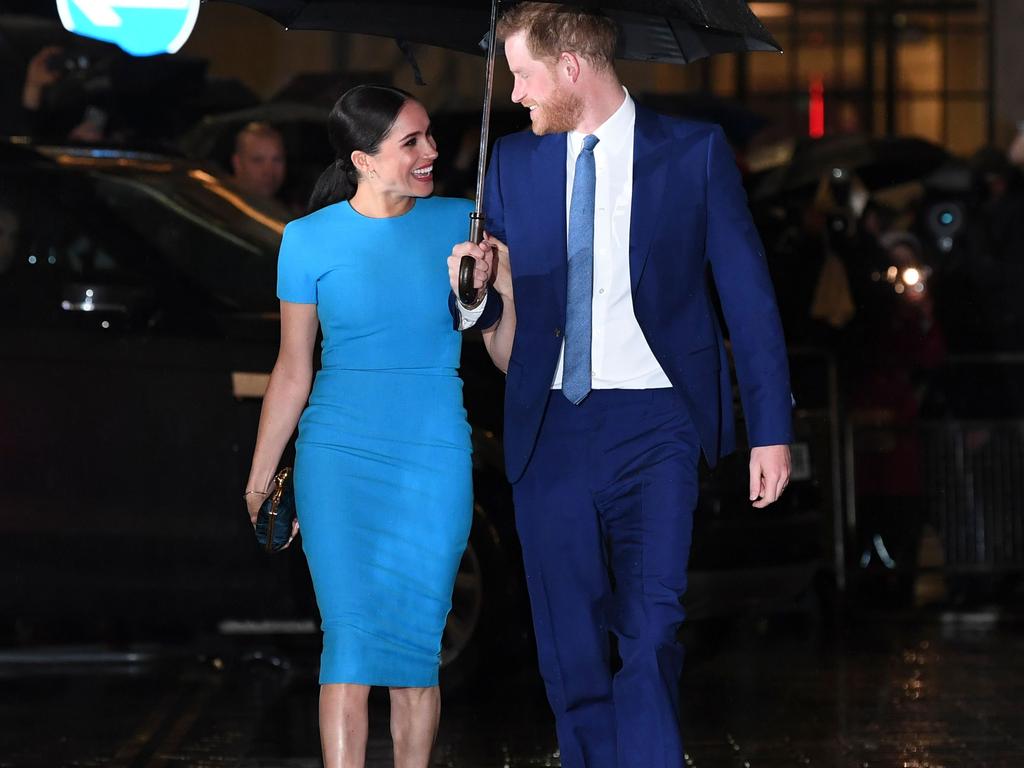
[306,84,413,215]
[307,158,357,214]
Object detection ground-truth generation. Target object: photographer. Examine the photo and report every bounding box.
[0,43,106,142]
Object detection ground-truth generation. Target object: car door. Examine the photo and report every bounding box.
[0,155,302,636]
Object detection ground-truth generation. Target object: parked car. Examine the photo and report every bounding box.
[0,139,520,685]
[0,141,825,687]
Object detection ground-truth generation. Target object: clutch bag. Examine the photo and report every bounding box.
[254,467,296,553]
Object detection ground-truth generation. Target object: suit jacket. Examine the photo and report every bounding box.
[479,105,793,483]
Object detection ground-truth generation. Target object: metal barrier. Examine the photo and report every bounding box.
[843,354,1024,577]
[922,420,1024,570]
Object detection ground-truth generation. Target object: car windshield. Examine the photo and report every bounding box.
[44,149,286,313]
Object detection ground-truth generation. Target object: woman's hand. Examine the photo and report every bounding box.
[244,490,300,549]
[245,489,269,525]
[448,240,495,306]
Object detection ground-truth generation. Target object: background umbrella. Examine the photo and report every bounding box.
[211,0,782,300]
[753,135,951,201]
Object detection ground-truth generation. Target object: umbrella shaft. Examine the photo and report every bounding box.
[473,0,500,224]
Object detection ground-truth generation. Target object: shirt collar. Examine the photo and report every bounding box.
[568,87,634,156]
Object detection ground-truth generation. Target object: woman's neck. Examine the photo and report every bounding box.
[348,186,415,219]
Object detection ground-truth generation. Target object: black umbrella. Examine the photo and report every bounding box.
[211,0,781,299]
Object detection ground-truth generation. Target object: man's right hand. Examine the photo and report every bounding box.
[484,233,512,300]
[22,46,63,110]
[448,240,494,306]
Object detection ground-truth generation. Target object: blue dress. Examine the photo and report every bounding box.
[277,197,474,687]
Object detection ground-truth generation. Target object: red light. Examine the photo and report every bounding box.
[809,77,825,138]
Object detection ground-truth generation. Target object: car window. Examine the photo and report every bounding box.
[90,168,282,313]
[0,153,283,334]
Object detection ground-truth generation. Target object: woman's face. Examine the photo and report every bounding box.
[360,100,438,199]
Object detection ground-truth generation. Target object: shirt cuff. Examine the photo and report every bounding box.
[457,291,488,330]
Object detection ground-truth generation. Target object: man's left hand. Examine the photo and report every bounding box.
[748,444,791,508]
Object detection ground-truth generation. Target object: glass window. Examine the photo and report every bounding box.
[896,27,943,93]
[840,42,865,89]
[946,31,988,91]
[797,42,836,88]
[896,96,944,144]
[711,53,738,97]
[946,99,988,155]
[749,30,791,91]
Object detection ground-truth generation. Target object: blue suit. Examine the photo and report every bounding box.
[471,105,793,768]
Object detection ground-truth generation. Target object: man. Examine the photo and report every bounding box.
[450,5,792,767]
[230,121,287,201]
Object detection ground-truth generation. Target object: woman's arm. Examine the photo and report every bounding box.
[244,300,319,522]
[481,235,516,373]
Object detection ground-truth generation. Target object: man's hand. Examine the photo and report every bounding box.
[22,46,63,110]
[483,233,512,299]
[448,240,494,306]
[748,444,791,508]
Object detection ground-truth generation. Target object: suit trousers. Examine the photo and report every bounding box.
[512,388,699,768]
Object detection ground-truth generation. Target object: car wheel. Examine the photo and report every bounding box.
[440,530,485,671]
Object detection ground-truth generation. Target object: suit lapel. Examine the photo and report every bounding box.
[629,105,670,296]
[529,132,568,316]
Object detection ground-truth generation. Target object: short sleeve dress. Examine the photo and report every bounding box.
[277,196,474,687]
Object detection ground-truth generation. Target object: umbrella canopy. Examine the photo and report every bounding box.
[753,135,951,201]
[215,0,780,62]
[211,0,781,299]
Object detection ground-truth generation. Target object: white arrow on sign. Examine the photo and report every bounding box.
[69,0,191,28]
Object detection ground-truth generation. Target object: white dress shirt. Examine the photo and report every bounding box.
[457,90,673,390]
[552,90,672,391]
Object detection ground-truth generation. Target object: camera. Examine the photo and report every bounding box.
[45,51,92,77]
[926,201,965,253]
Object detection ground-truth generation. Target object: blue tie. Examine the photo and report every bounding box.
[563,134,599,405]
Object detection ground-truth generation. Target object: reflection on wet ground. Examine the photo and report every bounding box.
[2,611,1023,767]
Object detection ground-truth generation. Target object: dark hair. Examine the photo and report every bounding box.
[307,84,413,214]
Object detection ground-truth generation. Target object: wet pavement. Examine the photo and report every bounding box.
[2,609,1024,768]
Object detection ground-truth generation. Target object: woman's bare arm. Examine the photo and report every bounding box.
[244,300,319,521]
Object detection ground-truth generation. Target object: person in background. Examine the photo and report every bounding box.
[231,121,287,202]
[850,231,945,604]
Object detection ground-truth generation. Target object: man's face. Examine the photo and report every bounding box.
[505,31,583,135]
[232,133,286,199]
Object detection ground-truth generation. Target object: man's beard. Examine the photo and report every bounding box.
[531,83,584,135]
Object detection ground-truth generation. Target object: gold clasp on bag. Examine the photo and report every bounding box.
[265,466,291,553]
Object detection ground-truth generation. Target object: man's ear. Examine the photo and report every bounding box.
[558,51,581,84]
[230,152,241,175]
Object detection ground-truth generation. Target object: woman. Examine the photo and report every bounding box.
[244,85,494,768]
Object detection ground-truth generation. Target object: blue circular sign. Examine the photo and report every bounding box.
[56,0,201,57]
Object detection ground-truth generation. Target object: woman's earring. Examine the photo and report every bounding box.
[369,170,378,179]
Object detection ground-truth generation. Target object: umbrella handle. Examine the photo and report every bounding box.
[458,255,477,305]
[458,212,485,305]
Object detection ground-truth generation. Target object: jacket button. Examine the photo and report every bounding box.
[554,328,562,337]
